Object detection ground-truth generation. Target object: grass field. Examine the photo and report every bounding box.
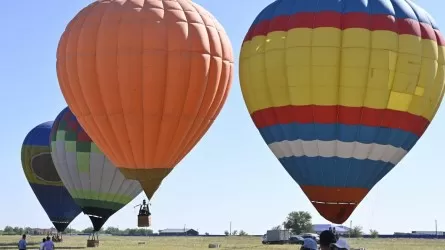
[0,235,444,249]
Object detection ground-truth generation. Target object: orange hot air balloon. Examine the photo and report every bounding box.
[56,0,233,199]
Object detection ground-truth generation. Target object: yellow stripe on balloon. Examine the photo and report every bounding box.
[240,27,445,121]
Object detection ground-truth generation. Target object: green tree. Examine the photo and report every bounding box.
[82,227,94,234]
[13,227,23,235]
[65,228,79,234]
[104,227,120,235]
[271,225,282,230]
[238,230,248,236]
[369,229,379,238]
[23,227,32,234]
[232,230,238,236]
[116,228,151,236]
[224,230,229,236]
[135,228,152,235]
[283,211,313,235]
[350,226,363,238]
[3,226,13,234]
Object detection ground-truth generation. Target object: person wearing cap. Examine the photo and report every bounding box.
[330,237,350,250]
[300,238,317,250]
[319,230,337,250]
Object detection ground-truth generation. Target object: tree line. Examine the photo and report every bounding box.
[1,226,153,236]
[267,211,376,238]
[223,230,248,236]
[2,211,379,238]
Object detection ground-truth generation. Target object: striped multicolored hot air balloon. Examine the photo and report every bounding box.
[240,0,445,223]
[50,108,143,232]
[21,121,81,232]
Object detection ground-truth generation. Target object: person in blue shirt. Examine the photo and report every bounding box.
[43,236,54,250]
[300,238,317,250]
[18,234,26,250]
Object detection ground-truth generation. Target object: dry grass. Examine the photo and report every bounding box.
[0,235,444,249]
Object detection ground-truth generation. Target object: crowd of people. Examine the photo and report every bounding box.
[300,229,351,250]
[17,234,55,250]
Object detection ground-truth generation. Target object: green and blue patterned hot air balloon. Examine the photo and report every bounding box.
[21,121,82,232]
[50,108,143,232]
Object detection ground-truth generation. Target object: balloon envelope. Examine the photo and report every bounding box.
[56,0,233,198]
[50,108,143,231]
[21,121,81,232]
[239,0,445,223]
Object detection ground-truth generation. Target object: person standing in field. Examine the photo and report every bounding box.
[300,238,318,250]
[39,238,46,250]
[332,227,339,240]
[330,237,350,250]
[18,234,26,250]
[43,236,54,250]
[319,230,337,250]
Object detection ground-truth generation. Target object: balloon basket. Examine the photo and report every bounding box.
[87,240,99,248]
[138,215,151,227]
[87,233,99,248]
[53,233,63,242]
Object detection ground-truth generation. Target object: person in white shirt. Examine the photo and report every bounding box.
[330,237,350,250]
[39,238,46,250]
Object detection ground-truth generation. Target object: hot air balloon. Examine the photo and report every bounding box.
[239,0,445,224]
[21,121,82,236]
[56,0,233,208]
[50,107,143,242]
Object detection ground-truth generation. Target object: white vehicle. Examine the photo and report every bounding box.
[299,233,320,243]
[262,230,291,244]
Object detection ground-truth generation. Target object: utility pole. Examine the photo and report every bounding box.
[435,219,438,238]
[229,221,232,236]
[349,221,352,238]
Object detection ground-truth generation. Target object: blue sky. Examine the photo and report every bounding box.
[1,0,445,235]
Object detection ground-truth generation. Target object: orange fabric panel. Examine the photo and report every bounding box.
[119,168,170,199]
[312,202,358,225]
[301,186,369,203]
[56,0,234,188]
[301,186,369,224]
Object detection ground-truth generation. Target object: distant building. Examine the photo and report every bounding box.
[159,228,199,236]
[394,232,411,236]
[312,224,350,235]
[29,227,57,235]
[411,231,445,236]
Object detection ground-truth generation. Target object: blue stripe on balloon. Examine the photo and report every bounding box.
[258,123,419,151]
[251,0,437,29]
[280,156,394,189]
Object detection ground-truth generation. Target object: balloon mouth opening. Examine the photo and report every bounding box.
[311,200,357,205]
[310,201,358,224]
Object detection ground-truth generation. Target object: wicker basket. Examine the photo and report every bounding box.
[138,215,151,227]
[86,240,99,247]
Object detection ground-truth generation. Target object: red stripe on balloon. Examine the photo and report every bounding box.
[251,105,430,137]
[244,12,444,46]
